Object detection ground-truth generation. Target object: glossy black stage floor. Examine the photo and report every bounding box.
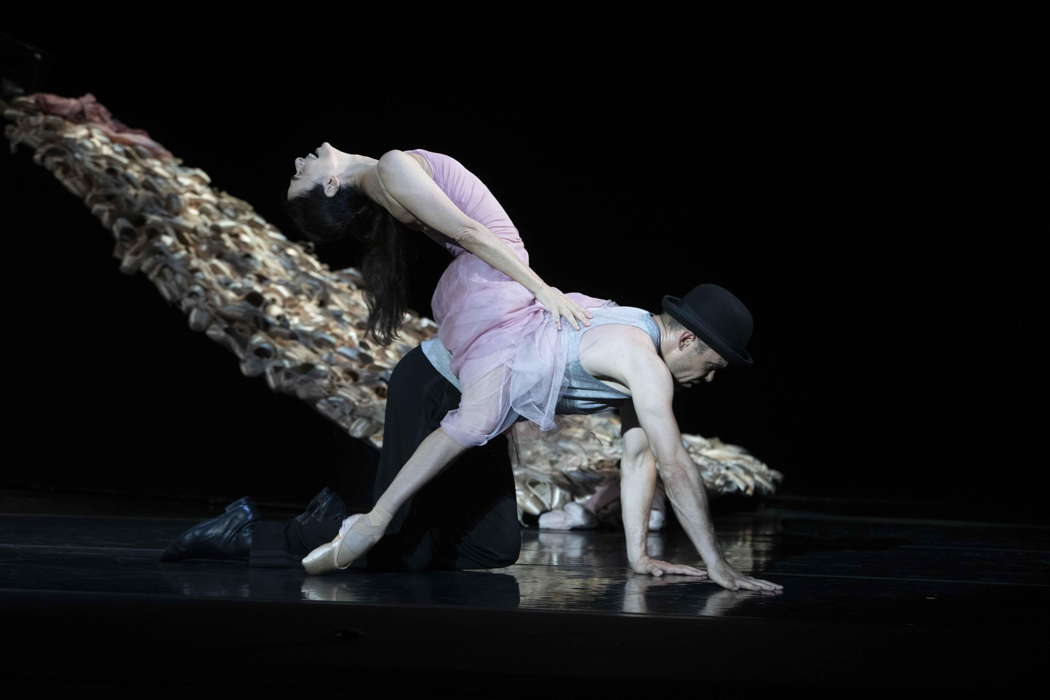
[2,491,1046,695]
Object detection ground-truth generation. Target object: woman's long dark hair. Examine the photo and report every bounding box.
[283,183,416,347]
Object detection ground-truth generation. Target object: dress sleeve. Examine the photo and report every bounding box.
[413,149,523,251]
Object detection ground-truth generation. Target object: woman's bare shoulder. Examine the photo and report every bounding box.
[404,150,434,178]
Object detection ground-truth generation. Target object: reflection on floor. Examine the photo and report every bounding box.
[1,495,1046,693]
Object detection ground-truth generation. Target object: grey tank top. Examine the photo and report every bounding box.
[420,304,661,415]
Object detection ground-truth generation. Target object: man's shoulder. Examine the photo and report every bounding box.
[602,324,672,389]
[583,322,654,349]
[579,323,665,393]
[594,322,659,354]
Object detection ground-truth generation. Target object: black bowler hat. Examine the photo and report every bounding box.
[661,284,754,367]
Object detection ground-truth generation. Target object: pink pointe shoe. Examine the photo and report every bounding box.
[301,505,393,575]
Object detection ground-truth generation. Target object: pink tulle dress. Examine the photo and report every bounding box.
[405,148,615,448]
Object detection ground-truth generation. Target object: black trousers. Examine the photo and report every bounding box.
[250,345,523,571]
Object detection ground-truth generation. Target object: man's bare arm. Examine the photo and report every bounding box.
[625,359,783,592]
[620,398,709,578]
[620,398,655,564]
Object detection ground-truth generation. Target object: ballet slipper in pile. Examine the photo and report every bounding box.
[538,502,599,530]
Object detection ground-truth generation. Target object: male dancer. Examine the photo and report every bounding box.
[161,285,782,592]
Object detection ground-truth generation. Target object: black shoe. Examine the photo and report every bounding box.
[224,496,257,513]
[160,499,259,563]
[294,487,347,527]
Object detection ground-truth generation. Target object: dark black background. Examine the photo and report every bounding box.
[1,28,1038,519]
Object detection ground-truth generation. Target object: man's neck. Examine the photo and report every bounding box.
[650,312,666,360]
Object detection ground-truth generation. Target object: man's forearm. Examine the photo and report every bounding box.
[619,453,658,565]
[659,457,726,564]
[460,226,548,298]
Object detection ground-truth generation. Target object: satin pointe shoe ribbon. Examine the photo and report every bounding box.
[301,505,394,575]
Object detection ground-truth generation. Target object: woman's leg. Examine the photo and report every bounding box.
[369,346,469,538]
[368,431,521,571]
[375,363,521,570]
[308,346,475,570]
[360,425,471,541]
[249,345,447,569]
[306,345,520,572]
[315,425,469,570]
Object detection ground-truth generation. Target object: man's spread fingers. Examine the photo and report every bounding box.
[748,578,780,592]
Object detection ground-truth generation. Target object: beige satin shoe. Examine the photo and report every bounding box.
[301,538,346,576]
[301,507,392,575]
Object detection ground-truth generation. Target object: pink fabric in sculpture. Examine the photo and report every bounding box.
[31,92,173,159]
[405,148,615,448]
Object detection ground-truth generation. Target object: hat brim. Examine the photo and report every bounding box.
[662,295,754,367]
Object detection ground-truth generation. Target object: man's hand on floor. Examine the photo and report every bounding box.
[706,558,783,592]
[630,555,708,578]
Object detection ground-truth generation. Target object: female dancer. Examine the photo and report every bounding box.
[284,143,613,574]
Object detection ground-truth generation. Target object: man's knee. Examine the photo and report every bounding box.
[492,534,522,568]
[486,532,522,568]
[457,522,522,570]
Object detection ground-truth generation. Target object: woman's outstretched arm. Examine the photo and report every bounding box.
[375,150,593,331]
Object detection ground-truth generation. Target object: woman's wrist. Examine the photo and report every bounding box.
[533,282,554,301]
[467,227,548,297]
